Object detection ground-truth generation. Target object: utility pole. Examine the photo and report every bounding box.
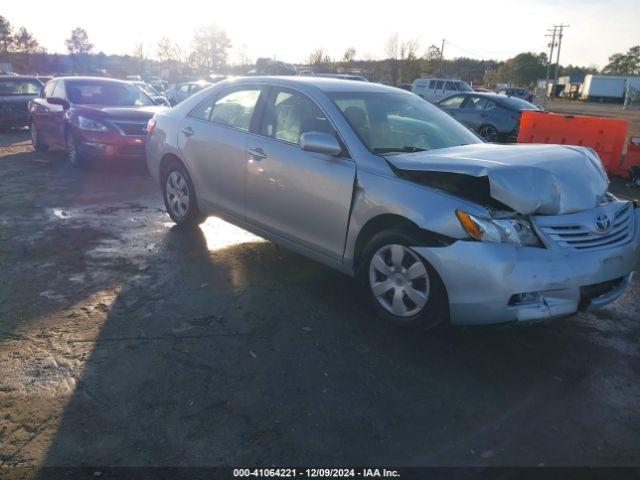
[543,26,557,106]
[552,24,569,99]
[440,38,445,76]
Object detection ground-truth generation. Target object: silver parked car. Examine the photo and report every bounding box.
[146,77,640,327]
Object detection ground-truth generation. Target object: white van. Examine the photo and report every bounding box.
[412,78,473,102]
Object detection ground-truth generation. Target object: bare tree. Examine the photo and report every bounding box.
[342,47,356,63]
[132,42,147,75]
[385,34,399,60]
[236,44,251,66]
[307,48,331,66]
[399,39,420,83]
[156,36,182,63]
[190,24,231,74]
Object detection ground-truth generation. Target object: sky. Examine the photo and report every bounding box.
[2,0,638,69]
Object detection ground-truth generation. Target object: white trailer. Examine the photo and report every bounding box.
[580,75,627,101]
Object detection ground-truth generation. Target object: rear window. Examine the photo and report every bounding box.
[499,96,538,111]
[0,78,42,95]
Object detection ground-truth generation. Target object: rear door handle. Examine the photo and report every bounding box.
[247,147,267,160]
[181,127,195,137]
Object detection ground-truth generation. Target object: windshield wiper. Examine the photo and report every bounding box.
[373,146,427,154]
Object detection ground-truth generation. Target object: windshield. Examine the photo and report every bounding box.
[137,82,160,97]
[330,91,481,154]
[66,81,154,106]
[0,78,42,95]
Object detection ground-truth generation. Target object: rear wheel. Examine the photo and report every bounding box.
[162,161,206,227]
[30,121,47,152]
[478,124,500,142]
[359,229,448,328]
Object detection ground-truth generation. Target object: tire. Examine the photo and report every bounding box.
[359,229,448,328]
[30,121,47,152]
[478,124,500,142]
[65,131,86,168]
[162,160,206,227]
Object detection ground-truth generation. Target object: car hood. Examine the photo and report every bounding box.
[73,104,166,120]
[385,143,609,215]
[0,94,38,105]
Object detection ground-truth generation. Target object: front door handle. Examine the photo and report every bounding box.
[247,147,267,161]
[181,127,195,137]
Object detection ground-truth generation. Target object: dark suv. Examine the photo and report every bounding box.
[0,76,43,128]
[28,77,167,166]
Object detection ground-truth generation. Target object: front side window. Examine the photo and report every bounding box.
[455,82,472,92]
[444,81,455,91]
[0,78,42,95]
[331,91,481,154]
[66,81,154,106]
[179,84,191,93]
[261,89,336,144]
[210,89,261,131]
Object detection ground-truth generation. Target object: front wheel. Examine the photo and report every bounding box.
[66,131,86,167]
[162,161,206,227]
[30,121,47,152]
[360,229,448,328]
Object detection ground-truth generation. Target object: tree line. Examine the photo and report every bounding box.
[0,15,637,88]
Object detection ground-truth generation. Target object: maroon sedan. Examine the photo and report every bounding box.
[28,77,167,167]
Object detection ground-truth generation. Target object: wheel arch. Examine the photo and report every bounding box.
[352,213,453,271]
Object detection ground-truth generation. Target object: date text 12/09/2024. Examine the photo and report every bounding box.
[233,468,400,478]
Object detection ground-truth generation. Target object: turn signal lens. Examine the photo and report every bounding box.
[456,210,482,240]
[147,118,156,134]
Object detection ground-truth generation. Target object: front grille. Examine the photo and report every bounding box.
[538,202,634,251]
[111,121,147,136]
[119,144,145,155]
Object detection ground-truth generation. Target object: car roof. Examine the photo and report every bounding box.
[0,75,41,81]
[226,76,401,94]
[55,76,133,85]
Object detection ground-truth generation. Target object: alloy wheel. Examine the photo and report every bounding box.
[165,171,190,218]
[368,244,430,317]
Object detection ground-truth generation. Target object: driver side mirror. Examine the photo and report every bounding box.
[299,132,342,156]
[47,97,70,110]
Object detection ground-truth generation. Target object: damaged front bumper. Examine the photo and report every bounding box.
[413,205,640,325]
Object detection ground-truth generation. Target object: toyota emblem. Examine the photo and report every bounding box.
[594,214,612,234]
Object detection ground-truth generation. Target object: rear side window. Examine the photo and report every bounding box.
[428,80,435,89]
[435,80,444,90]
[261,89,336,144]
[444,81,455,90]
[210,89,261,131]
[189,97,214,121]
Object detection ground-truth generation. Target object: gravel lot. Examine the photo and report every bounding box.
[1,131,639,474]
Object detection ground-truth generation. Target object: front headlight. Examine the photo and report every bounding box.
[77,115,109,132]
[456,210,541,246]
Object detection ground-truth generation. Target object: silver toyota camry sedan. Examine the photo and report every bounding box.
[146,76,640,327]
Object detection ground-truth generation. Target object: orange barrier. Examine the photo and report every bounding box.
[612,137,640,178]
[517,111,629,174]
